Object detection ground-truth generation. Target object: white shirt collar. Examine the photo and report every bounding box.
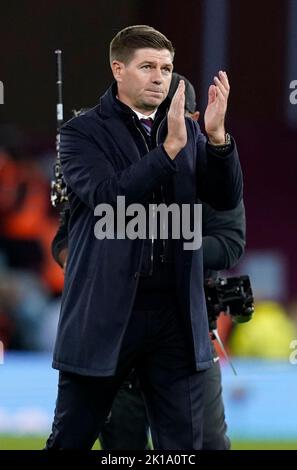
[132,109,158,121]
[115,95,157,121]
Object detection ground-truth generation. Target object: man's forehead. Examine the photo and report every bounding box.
[131,48,173,64]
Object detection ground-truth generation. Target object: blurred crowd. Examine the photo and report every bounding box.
[1,125,297,359]
[0,125,63,351]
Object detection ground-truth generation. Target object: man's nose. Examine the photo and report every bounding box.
[152,68,163,85]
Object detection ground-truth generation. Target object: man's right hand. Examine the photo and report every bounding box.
[164,80,187,160]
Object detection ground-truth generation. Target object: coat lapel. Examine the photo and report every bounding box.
[102,117,142,165]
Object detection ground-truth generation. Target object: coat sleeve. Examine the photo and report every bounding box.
[192,121,243,210]
[60,120,177,210]
[202,199,246,271]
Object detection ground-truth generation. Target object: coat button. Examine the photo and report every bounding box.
[134,272,139,279]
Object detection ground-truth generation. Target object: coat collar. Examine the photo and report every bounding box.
[98,81,170,121]
[95,82,170,164]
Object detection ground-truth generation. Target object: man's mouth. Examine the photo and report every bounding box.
[146,90,163,94]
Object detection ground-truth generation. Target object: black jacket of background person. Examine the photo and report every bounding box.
[202,200,246,278]
[52,82,243,376]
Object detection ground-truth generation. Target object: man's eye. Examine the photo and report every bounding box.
[142,65,151,69]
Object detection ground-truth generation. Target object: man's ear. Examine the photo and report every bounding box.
[111,60,125,82]
[190,111,200,122]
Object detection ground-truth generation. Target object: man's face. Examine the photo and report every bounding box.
[112,48,173,114]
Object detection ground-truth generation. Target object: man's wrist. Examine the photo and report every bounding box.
[163,140,181,160]
[206,133,232,156]
[207,132,231,147]
[207,131,226,146]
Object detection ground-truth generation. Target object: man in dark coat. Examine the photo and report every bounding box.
[46,25,243,450]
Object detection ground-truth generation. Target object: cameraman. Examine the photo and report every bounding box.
[51,73,245,450]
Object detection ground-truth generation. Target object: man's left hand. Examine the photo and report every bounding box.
[205,71,230,145]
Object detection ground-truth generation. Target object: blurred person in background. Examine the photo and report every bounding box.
[0,270,50,350]
[229,300,297,359]
[0,125,64,298]
[0,125,44,272]
[50,72,246,450]
[0,126,64,351]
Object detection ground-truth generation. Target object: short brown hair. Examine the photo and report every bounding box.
[109,25,175,65]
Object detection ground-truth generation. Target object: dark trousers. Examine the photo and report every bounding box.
[202,358,230,450]
[99,372,150,450]
[99,357,230,450]
[46,294,206,450]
